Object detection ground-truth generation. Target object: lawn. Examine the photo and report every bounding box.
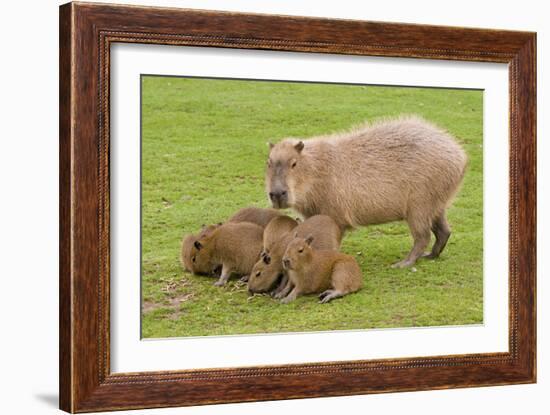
[141,75,483,338]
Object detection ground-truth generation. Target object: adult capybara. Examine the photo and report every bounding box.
[228,207,283,228]
[192,222,264,286]
[281,235,363,303]
[248,215,342,295]
[266,116,467,267]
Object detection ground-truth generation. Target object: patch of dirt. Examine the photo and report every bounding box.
[167,293,196,320]
[143,276,195,317]
[142,301,159,314]
[168,293,195,307]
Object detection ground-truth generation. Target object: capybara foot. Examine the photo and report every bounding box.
[240,275,249,282]
[213,279,226,287]
[280,290,298,304]
[391,258,416,268]
[319,289,343,303]
[421,252,438,260]
[272,290,286,300]
[280,296,295,304]
[273,283,294,300]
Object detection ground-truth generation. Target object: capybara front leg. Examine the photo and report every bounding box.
[213,264,232,286]
[274,279,294,300]
[280,286,300,304]
[271,274,288,297]
[424,213,451,259]
[393,218,431,268]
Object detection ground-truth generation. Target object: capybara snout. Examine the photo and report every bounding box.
[268,190,288,208]
[282,257,291,270]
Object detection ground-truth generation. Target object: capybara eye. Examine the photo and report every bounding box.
[298,248,304,253]
[192,256,196,262]
[291,161,297,168]
[255,271,261,277]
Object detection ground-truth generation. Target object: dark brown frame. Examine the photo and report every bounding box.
[59,2,536,412]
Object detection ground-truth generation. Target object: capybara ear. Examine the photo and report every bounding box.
[217,222,223,226]
[263,255,271,265]
[194,241,202,250]
[305,235,314,245]
[294,141,304,153]
[267,142,275,150]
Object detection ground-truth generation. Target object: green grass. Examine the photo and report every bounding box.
[141,76,483,338]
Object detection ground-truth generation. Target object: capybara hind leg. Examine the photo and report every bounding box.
[424,213,451,259]
[319,289,344,303]
[331,260,363,294]
[393,217,431,268]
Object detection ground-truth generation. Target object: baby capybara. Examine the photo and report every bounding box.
[266,116,467,268]
[192,222,264,286]
[281,235,363,303]
[181,207,280,274]
[248,215,342,295]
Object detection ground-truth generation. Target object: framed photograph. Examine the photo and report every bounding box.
[59,2,536,412]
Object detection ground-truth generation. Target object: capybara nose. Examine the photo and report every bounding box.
[282,258,290,268]
[269,190,287,201]
[269,191,283,200]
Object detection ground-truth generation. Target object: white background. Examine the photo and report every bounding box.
[111,45,509,372]
[0,0,547,414]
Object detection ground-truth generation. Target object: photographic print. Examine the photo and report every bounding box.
[140,76,483,338]
[60,3,536,411]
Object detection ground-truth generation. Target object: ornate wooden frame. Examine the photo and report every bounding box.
[59,2,536,412]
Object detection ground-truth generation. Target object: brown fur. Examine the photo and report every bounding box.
[192,222,264,286]
[180,224,220,274]
[228,207,283,228]
[266,116,467,267]
[262,216,299,255]
[248,215,342,294]
[280,236,363,303]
